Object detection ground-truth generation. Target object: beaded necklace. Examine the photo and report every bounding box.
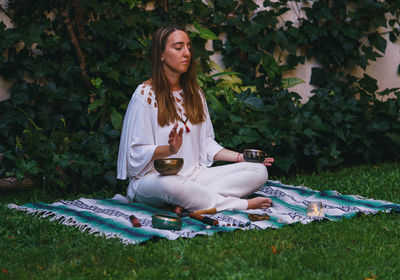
[178,115,190,133]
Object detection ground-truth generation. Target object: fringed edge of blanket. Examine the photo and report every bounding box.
[7,203,142,245]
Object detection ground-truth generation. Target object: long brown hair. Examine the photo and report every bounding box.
[150,25,205,127]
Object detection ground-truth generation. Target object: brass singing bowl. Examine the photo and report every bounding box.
[154,158,184,175]
[243,149,266,163]
[152,213,182,231]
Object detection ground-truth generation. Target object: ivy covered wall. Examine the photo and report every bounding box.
[0,0,399,192]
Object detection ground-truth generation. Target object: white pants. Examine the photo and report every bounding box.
[134,162,268,212]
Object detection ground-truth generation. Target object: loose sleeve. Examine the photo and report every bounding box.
[117,87,158,180]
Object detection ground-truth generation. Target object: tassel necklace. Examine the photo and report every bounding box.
[178,116,191,133]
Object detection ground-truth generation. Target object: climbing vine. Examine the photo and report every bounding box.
[0,0,399,192]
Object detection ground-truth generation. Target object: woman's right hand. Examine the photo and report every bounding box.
[168,124,183,154]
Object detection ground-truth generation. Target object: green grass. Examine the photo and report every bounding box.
[1,162,400,279]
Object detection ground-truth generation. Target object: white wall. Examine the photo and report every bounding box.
[258,0,400,101]
[353,31,400,99]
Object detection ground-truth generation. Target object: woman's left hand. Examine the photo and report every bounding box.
[262,157,274,166]
[236,152,274,166]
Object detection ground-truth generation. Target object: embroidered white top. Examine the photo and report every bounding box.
[117,83,224,200]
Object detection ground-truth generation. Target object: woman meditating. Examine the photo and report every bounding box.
[117,25,274,212]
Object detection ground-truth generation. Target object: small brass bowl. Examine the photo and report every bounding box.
[152,213,182,231]
[243,149,266,163]
[154,158,184,175]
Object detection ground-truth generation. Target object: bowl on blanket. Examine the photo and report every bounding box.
[243,149,266,163]
[154,158,184,175]
[152,213,182,230]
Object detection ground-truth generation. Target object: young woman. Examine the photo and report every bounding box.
[117,25,274,212]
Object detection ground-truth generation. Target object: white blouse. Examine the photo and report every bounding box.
[117,83,224,200]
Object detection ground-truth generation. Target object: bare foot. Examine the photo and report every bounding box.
[247,197,272,209]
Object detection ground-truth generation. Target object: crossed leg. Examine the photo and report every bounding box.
[134,162,271,211]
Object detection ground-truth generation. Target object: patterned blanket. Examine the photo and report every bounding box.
[8,180,400,245]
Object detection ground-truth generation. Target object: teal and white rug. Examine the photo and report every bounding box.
[8,180,400,245]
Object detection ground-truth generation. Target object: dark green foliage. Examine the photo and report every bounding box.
[0,0,399,191]
[205,0,400,174]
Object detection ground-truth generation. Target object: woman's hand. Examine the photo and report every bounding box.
[168,124,183,154]
[262,157,274,166]
[237,153,274,166]
[151,124,183,160]
[215,149,274,166]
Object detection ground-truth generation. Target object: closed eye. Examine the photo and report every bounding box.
[173,42,191,51]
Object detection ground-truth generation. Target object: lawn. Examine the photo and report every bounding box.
[1,162,400,280]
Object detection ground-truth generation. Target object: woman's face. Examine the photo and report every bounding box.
[162,30,191,76]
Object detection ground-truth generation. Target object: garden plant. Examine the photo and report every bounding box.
[1,0,399,192]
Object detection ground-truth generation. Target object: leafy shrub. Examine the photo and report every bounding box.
[0,0,399,192]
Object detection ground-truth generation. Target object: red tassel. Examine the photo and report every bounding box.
[179,116,190,133]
